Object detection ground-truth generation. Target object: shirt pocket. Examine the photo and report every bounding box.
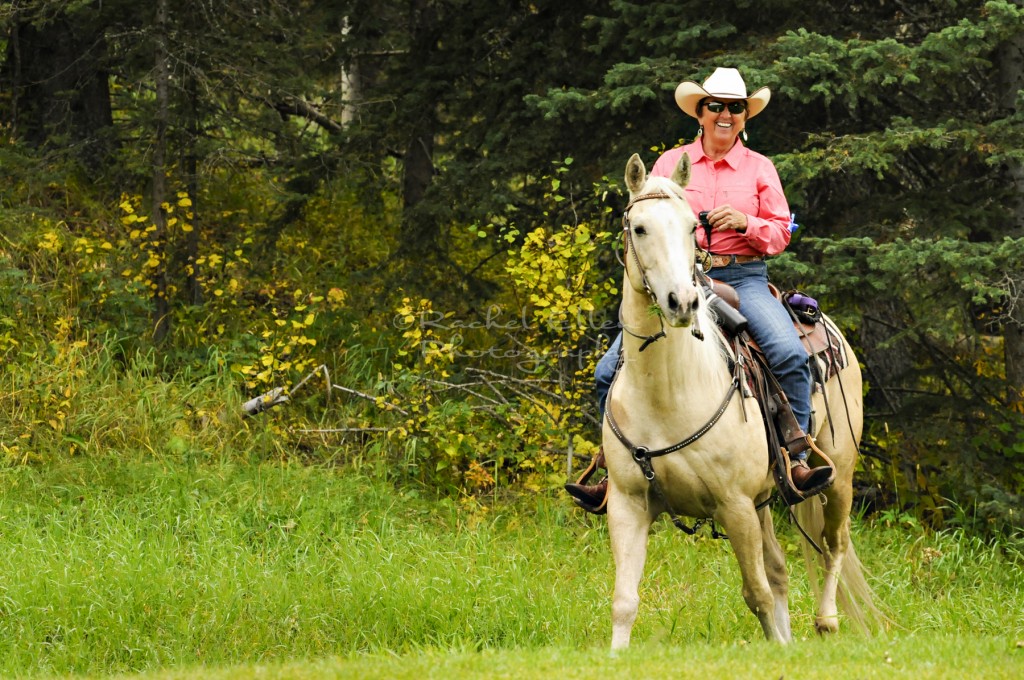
[719,181,760,216]
[684,186,707,212]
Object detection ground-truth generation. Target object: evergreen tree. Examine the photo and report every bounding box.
[530,0,1024,514]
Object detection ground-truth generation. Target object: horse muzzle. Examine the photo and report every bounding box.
[662,288,700,327]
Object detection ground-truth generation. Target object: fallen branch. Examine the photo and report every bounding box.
[292,427,390,434]
[331,383,410,416]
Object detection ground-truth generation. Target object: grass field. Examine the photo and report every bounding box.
[1,458,1022,679]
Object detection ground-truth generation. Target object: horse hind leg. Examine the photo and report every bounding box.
[607,490,655,650]
[718,501,787,643]
[795,482,852,634]
[816,484,853,634]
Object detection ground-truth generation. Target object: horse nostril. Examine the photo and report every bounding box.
[667,292,679,311]
[690,296,699,311]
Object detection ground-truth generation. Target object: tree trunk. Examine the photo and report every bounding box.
[396,0,441,262]
[999,3,1024,408]
[184,72,203,307]
[340,15,360,126]
[151,0,171,343]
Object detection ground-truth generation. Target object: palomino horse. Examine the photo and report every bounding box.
[605,153,881,648]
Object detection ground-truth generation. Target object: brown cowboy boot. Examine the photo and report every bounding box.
[564,449,608,514]
[786,435,835,493]
[770,387,835,495]
[790,457,833,491]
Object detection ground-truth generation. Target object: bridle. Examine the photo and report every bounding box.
[621,191,672,302]
[619,191,708,348]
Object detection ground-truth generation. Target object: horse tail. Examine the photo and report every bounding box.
[794,499,891,634]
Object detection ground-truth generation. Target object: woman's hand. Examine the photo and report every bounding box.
[707,205,747,232]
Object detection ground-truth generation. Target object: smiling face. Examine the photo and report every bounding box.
[698,98,748,148]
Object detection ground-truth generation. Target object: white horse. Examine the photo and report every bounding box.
[605,153,882,648]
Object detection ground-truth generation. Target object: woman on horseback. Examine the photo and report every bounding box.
[567,67,832,513]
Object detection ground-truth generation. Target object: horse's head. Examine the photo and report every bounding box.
[622,153,701,328]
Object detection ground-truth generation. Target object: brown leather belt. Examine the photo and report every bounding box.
[710,254,764,268]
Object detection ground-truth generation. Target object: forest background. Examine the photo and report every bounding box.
[1,0,1023,539]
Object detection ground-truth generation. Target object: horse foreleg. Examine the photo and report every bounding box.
[718,501,787,643]
[758,497,792,642]
[607,489,654,651]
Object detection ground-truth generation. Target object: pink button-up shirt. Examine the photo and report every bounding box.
[651,140,792,256]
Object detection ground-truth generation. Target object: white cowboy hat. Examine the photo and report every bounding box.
[674,67,771,119]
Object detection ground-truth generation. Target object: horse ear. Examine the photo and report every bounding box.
[625,153,646,194]
[671,154,691,188]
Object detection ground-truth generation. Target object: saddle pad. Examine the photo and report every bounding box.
[798,315,849,390]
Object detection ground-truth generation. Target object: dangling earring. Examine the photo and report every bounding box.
[740,129,748,143]
[697,124,704,137]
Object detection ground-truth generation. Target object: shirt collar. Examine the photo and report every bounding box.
[689,138,746,170]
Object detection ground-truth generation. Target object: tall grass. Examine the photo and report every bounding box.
[0,337,285,467]
[0,457,1022,678]
[1,338,1022,677]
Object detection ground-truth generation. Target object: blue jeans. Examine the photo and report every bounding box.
[595,260,812,442]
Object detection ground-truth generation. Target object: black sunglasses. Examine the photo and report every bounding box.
[704,101,747,114]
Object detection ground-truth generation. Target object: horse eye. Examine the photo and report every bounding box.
[633,226,647,236]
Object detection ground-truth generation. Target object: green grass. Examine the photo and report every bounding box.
[114,636,1024,679]
[0,458,1022,679]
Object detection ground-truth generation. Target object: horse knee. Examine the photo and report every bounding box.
[612,593,640,624]
[741,584,774,617]
[767,573,789,598]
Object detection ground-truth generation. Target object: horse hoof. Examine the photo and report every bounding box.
[815,615,839,634]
